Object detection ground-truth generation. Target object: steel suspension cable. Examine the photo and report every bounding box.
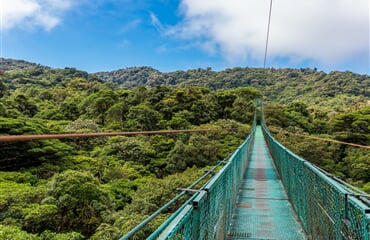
[0,128,238,142]
[269,126,370,149]
[263,0,273,69]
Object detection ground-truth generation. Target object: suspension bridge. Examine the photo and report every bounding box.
[121,113,370,240]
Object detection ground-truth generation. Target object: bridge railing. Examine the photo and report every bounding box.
[144,119,256,239]
[261,120,370,240]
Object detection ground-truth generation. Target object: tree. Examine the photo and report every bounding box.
[287,101,310,117]
[166,135,220,174]
[148,85,172,106]
[95,136,156,166]
[343,148,370,182]
[158,117,191,130]
[0,102,7,116]
[80,90,118,125]
[190,98,217,125]
[331,106,370,145]
[60,96,83,120]
[0,225,38,240]
[46,170,110,237]
[215,90,237,119]
[125,104,162,130]
[89,223,121,240]
[0,80,7,98]
[39,230,84,240]
[21,203,58,233]
[13,94,38,117]
[230,98,255,123]
[105,102,129,130]
[65,119,100,133]
[126,167,206,215]
[0,118,74,170]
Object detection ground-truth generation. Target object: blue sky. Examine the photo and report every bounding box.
[1,0,369,74]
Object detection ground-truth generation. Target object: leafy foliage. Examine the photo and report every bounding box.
[266,103,370,190]
[0,58,368,239]
[95,67,369,113]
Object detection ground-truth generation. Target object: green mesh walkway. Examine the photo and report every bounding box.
[227,126,306,239]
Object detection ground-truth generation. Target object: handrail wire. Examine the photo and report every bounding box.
[262,104,370,200]
[268,127,370,202]
[119,151,236,240]
[261,102,370,239]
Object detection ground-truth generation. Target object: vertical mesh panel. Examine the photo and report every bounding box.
[262,123,370,240]
[343,197,370,239]
[154,124,255,239]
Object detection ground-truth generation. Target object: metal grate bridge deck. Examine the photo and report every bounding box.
[227,126,306,239]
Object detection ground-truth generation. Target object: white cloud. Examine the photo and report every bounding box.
[150,12,164,32]
[1,0,74,31]
[170,0,369,69]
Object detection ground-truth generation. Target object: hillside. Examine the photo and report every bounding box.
[2,58,369,113]
[0,58,369,239]
[95,67,369,111]
[0,58,49,72]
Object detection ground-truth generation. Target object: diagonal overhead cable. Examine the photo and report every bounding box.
[264,0,273,68]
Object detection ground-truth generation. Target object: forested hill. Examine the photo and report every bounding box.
[0,58,49,71]
[2,58,369,111]
[94,66,370,108]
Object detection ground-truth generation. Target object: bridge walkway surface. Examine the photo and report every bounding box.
[227,126,306,239]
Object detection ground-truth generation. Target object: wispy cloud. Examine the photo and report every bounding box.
[169,0,369,69]
[150,12,164,32]
[2,0,75,31]
[120,19,141,34]
[118,39,131,49]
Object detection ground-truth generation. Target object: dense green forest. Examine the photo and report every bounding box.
[94,64,369,112]
[0,58,369,239]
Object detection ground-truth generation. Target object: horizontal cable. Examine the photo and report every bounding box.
[269,127,370,149]
[0,128,237,142]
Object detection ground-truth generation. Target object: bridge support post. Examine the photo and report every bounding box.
[367,215,370,240]
[192,201,200,240]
